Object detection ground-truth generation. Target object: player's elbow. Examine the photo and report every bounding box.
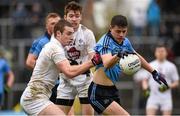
[103,63,113,69]
[26,59,35,69]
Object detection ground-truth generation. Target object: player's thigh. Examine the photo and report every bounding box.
[57,105,72,115]
[81,104,94,115]
[57,78,75,100]
[162,110,172,116]
[161,99,172,116]
[103,101,129,115]
[77,80,94,115]
[146,108,157,116]
[39,104,65,115]
[146,97,158,113]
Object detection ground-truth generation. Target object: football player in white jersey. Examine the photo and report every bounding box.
[56,1,96,115]
[20,20,101,115]
[137,44,179,115]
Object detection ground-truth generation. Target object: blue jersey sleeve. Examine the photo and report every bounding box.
[29,39,42,56]
[94,35,112,55]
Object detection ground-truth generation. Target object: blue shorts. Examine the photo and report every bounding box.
[88,82,121,114]
[0,93,3,106]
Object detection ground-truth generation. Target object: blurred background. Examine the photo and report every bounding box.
[0,0,180,115]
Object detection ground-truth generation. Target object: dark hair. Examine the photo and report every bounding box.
[45,13,60,24]
[54,19,72,36]
[64,1,82,15]
[111,15,128,28]
[155,42,166,48]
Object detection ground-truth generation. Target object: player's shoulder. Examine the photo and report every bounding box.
[32,35,49,44]
[97,33,110,44]
[165,60,177,68]
[123,37,131,44]
[80,24,94,34]
[149,60,157,65]
[0,58,9,65]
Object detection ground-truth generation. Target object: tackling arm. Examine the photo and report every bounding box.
[56,59,93,78]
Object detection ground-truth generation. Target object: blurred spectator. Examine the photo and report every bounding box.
[0,46,15,110]
[30,2,44,38]
[147,0,161,36]
[172,25,180,57]
[129,0,150,37]
[11,2,30,39]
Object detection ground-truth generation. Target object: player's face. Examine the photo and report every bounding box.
[64,10,82,31]
[110,26,127,43]
[61,26,74,46]
[155,47,167,61]
[46,17,61,35]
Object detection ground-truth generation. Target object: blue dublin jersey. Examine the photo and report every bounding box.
[29,32,51,57]
[0,58,10,94]
[94,32,135,83]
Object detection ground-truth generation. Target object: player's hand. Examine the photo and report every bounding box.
[142,88,150,98]
[151,70,169,88]
[91,52,102,66]
[4,85,11,93]
[117,49,136,59]
[159,84,169,92]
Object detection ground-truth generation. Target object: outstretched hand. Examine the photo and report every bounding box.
[151,70,169,88]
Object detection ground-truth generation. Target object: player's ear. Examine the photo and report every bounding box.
[56,31,61,37]
[64,15,67,20]
[109,25,112,31]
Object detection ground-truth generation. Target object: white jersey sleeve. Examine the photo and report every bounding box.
[169,63,179,82]
[86,29,96,54]
[51,44,66,64]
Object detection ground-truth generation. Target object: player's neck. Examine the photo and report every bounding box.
[74,25,80,32]
[157,59,166,63]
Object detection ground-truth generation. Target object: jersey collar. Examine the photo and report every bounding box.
[45,31,51,40]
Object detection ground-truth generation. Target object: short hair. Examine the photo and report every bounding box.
[111,15,128,28]
[54,19,73,36]
[155,43,166,49]
[45,13,60,24]
[64,1,82,15]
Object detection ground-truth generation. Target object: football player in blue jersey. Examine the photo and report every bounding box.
[88,15,169,115]
[26,13,61,69]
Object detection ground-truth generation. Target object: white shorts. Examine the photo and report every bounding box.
[20,87,53,115]
[146,96,172,111]
[56,75,92,104]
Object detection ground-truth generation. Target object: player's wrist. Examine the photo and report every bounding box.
[151,70,157,75]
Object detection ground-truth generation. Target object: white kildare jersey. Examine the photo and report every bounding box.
[20,36,67,115]
[141,60,179,99]
[26,36,66,98]
[60,24,96,86]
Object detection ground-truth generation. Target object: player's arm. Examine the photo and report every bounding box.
[6,70,15,88]
[169,81,179,89]
[101,53,119,69]
[26,53,37,69]
[169,65,179,89]
[56,53,101,78]
[135,53,154,73]
[136,52,169,87]
[142,78,149,90]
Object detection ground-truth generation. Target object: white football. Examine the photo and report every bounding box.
[119,54,141,75]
